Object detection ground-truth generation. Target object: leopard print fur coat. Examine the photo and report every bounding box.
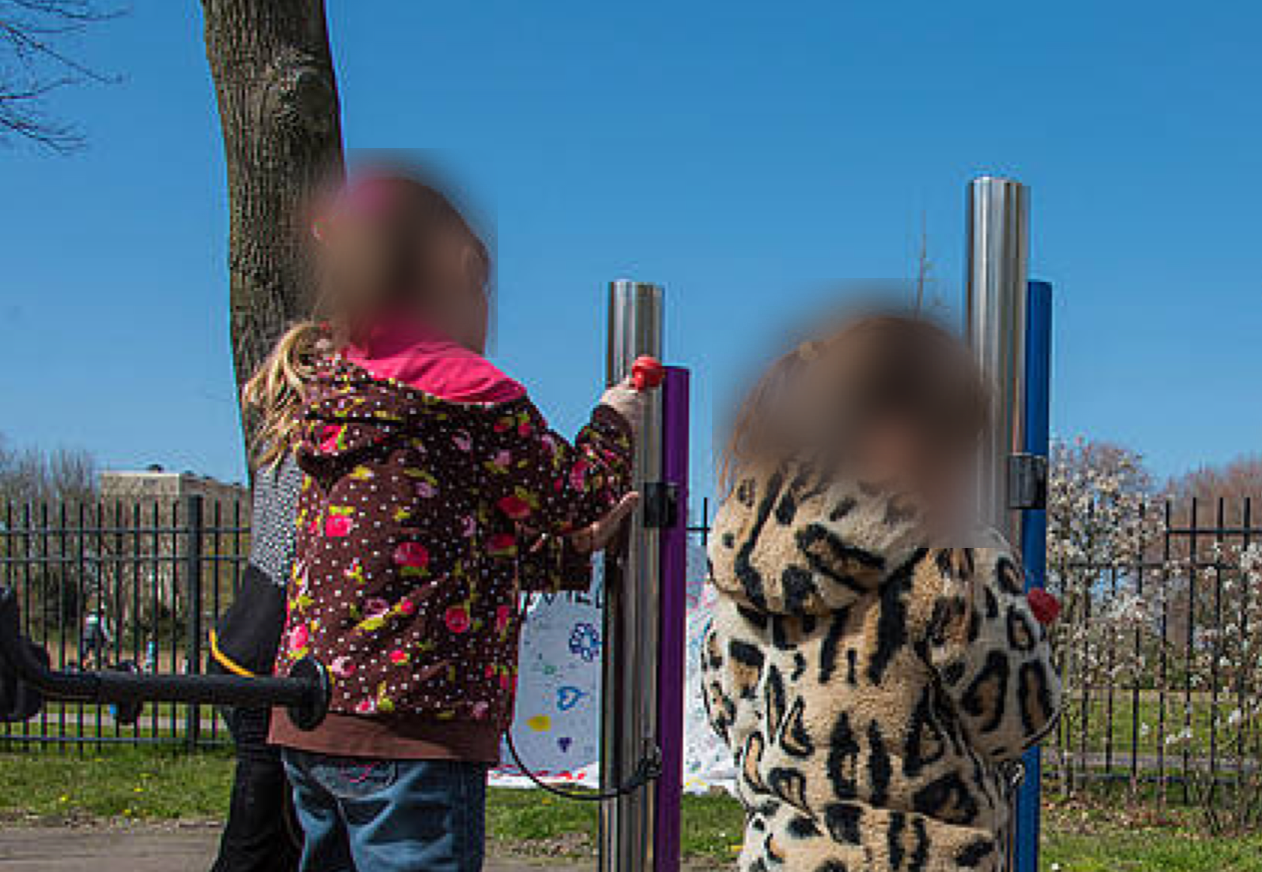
[700,464,1061,872]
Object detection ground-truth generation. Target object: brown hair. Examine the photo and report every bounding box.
[242,170,491,468]
[720,310,989,493]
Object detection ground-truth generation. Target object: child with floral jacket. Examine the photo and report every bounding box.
[271,344,636,755]
[249,169,644,872]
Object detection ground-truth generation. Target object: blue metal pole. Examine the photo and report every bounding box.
[1016,279,1052,872]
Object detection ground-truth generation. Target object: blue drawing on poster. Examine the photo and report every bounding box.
[568,622,601,661]
[556,686,586,711]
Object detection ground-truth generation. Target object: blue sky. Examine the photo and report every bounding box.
[2,1,1260,505]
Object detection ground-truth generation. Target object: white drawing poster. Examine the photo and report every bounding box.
[492,543,734,793]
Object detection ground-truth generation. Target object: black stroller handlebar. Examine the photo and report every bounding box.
[0,586,331,731]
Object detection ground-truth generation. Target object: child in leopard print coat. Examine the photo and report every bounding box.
[701,312,1061,872]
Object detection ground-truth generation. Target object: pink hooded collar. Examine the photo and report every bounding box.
[345,319,525,404]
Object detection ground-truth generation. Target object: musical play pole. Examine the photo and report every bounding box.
[601,280,664,872]
[966,176,1030,547]
[654,365,689,872]
[1016,279,1052,872]
[965,176,1050,872]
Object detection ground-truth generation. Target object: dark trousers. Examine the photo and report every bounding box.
[210,705,300,872]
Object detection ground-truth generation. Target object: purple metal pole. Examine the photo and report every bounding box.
[654,366,689,872]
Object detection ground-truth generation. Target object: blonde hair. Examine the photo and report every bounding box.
[241,321,328,468]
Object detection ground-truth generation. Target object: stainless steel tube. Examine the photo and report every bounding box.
[600,280,664,872]
[966,176,1030,545]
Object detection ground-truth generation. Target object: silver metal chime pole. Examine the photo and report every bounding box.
[966,176,1030,546]
[966,175,1036,872]
[600,280,664,872]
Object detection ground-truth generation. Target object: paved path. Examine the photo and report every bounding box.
[0,824,589,872]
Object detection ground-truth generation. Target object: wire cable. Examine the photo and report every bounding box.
[503,726,661,802]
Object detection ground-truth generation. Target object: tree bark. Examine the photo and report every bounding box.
[201,0,344,460]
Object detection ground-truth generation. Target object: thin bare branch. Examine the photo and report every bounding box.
[0,0,121,151]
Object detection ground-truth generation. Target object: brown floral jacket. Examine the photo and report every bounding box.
[275,356,633,730]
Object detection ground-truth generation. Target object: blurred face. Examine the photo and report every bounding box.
[453,282,490,353]
[313,198,490,353]
[314,210,390,307]
[425,234,489,353]
[854,416,977,538]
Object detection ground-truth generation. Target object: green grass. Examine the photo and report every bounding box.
[0,748,234,821]
[484,787,746,863]
[1042,801,1262,872]
[1043,830,1262,872]
[2,750,1260,869]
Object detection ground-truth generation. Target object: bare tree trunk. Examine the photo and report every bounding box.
[201,0,344,459]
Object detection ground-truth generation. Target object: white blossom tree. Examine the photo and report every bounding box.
[1046,438,1262,828]
[1169,543,1262,832]
[1045,438,1159,793]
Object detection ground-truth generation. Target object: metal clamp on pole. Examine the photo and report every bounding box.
[1007,453,1048,511]
[641,482,681,529]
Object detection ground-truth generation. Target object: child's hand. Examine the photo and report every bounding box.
[600,377,648,435]
[569,492,640,554]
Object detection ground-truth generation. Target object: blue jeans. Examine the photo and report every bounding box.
[282,750,488,872]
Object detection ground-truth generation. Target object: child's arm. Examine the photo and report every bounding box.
[517,492,641,593]
[484,392,637,566]
[921,547,1062,763]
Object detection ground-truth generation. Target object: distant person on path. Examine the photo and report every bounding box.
[79,607,111,669]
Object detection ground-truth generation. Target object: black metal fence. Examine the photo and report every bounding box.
[5,490,1261,803]
[691,495,1262,799]
[0,496,249,750]
[1045,497,1262,802]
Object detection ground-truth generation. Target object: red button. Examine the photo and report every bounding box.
[631,355,665,391]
